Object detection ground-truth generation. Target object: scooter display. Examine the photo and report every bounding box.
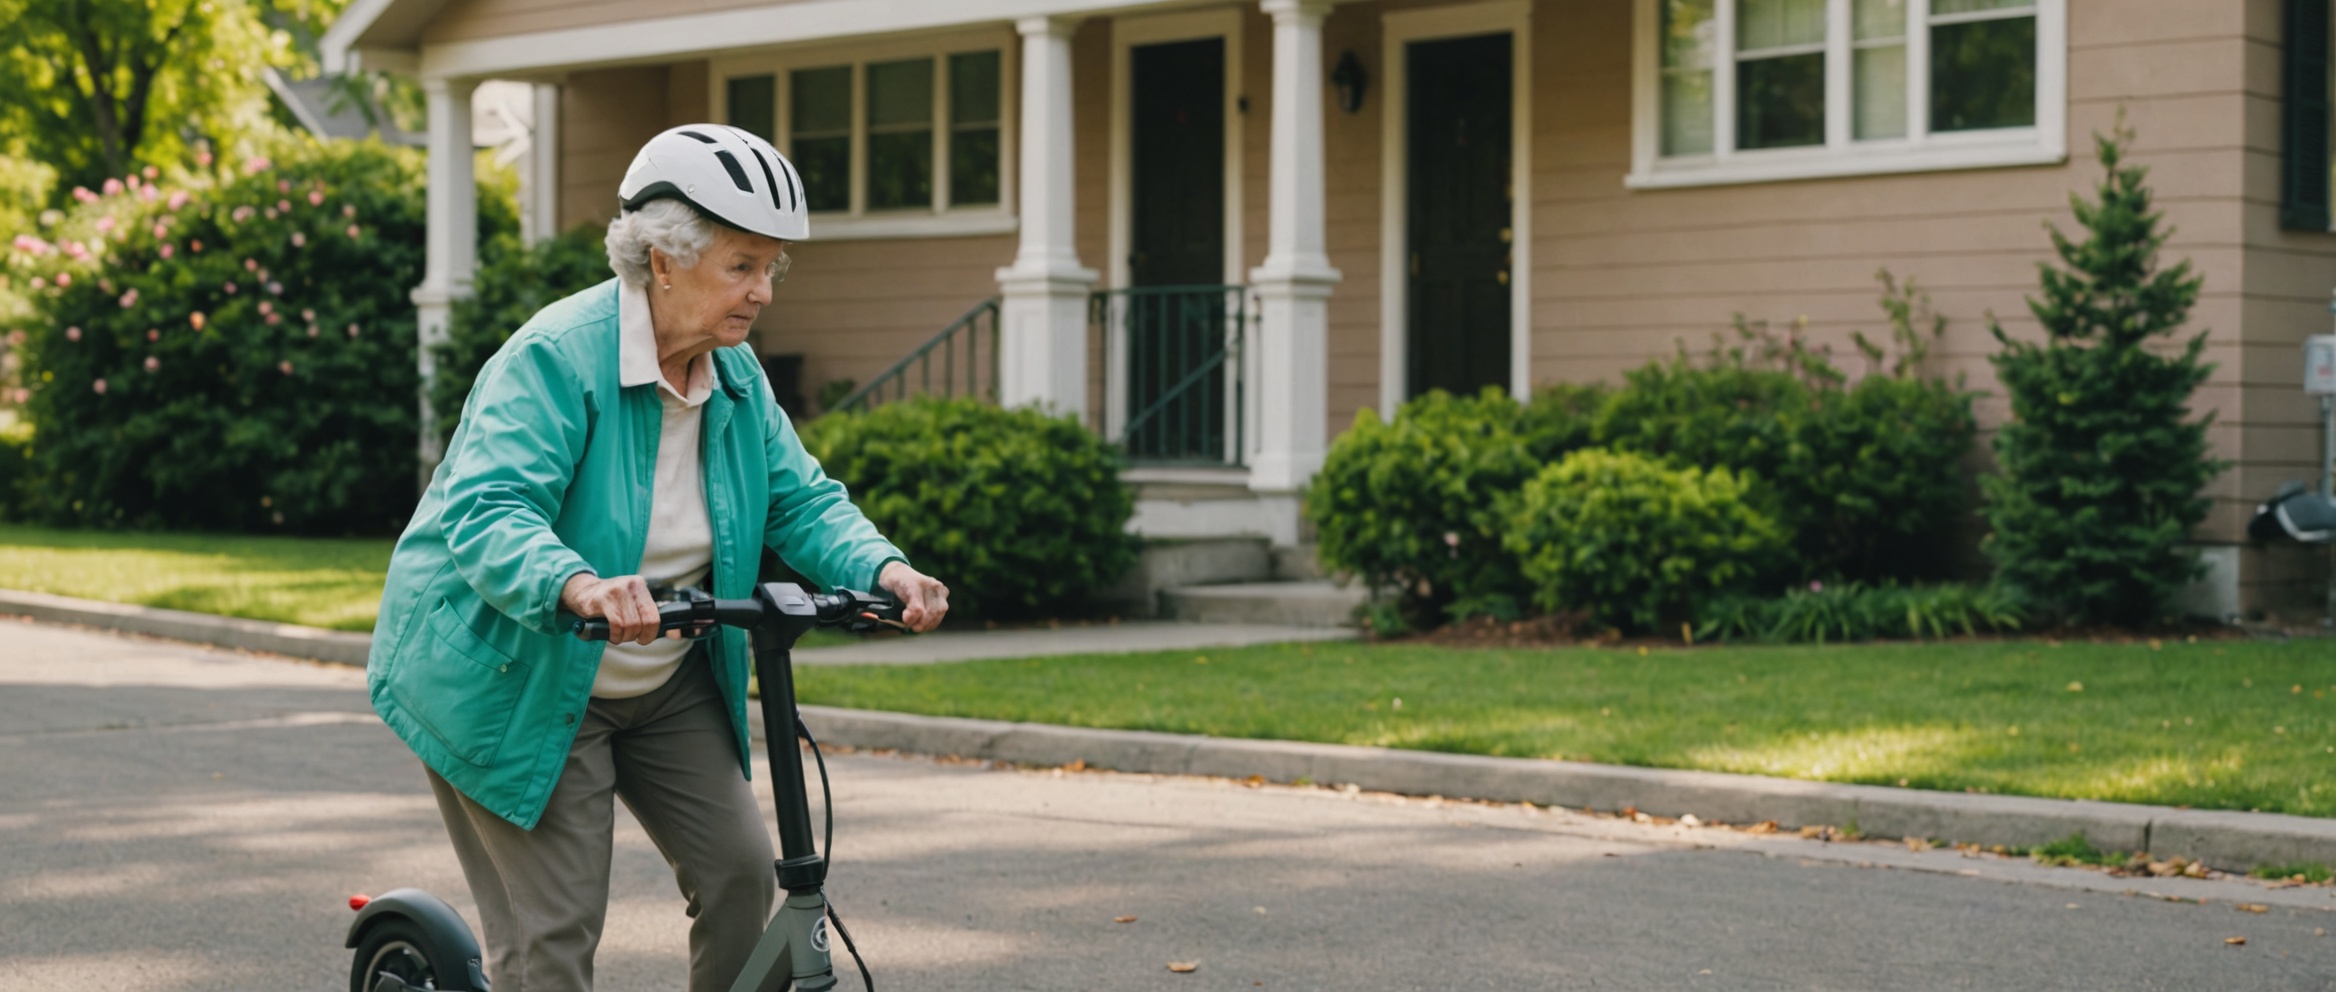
[346,582,905,992]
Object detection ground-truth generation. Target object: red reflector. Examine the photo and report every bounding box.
[350,894,371,911]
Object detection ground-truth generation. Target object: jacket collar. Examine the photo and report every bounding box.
[617,280,715,407]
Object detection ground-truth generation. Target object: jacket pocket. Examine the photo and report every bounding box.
[390,599,534,768]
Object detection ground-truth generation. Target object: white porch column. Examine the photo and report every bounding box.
[1249,0,1342,544]
[415,77,478,485]
[995,16,1098,421]
[521,83,561,244]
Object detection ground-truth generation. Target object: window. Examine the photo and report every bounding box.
[719,39,1011,235]
[1633,0,2063,188]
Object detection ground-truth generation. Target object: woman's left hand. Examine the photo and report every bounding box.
[878,561,950,633]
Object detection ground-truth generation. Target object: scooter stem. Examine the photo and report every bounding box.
[751,622,826,892]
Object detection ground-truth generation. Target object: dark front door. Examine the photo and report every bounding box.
[1126,37,1228,462]
[1407,32,1513,399]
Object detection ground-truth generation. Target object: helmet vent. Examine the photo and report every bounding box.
[712,150,755,194]
[750,147,790,212]
[677,130,720,144]
[777,157,805,214]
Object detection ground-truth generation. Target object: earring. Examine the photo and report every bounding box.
[661,282,671,290]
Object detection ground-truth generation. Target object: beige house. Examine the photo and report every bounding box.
[324,0,2336,617]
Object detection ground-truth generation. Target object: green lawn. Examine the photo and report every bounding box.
[0,524,395,631]
[798,637,2336,818]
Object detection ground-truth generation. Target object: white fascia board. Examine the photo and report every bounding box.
[417,0,1220,79]
[320,0,404,74]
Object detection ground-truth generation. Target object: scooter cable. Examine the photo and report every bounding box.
[799,714,876,992]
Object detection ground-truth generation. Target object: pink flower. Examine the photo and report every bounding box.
[276,199,290,213]
[101,178,123,196]
[264,313,280,325]
[72,186,96,203]
[223,281,238,294]
[290,232,305,247]
[267,281,281,295]
[92,378,106,395]
[341,204,356,218]
[159,244,174,259]
[278,360,294,375]
[167,190,189,211]
[151,223,167,239]
[28,277,44,290]
[276,180,290,194]
[306,324,319,338]
[1809,581,1824,593]
[138,185,158,202]
[53,272,70,287]
[65,326,80,341]
[346,225,360,239]
[243,257,257,272]
[146,329,158,341]
[118,289,138,309]
[190,312,206,331]
[10,389,26,404]
[307,190,324,206]
[257,301,272,315]
[346,324,360,338]
[95,216,116,233]
[195,150,214,167]
[126,174,141,189]
[264,207,277,220]
[231,205,253,223]
[143,356,159,372]
[5,330,23,346]
[143,165,158,180]
[190,239,202,253]
[300,309,314,322]
[243,156,271,174]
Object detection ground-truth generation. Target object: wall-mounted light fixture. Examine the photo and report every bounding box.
[1330,50,1369,114]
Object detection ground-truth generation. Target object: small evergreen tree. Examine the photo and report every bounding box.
[1982,124,2224,626]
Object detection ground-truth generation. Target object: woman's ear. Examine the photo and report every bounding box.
[647,247,671,288]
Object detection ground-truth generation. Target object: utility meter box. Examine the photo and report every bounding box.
[2310,335,2336,395]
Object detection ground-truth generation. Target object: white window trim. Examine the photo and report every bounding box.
[711,29,1018,241]
[1380,0,1535,415]
[1627,0,2066,190]
[1105,7,1247,442]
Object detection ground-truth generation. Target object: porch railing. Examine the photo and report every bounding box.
[1092,284,1250,468]
[827,296,1001,414]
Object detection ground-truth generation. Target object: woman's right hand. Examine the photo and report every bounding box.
[561,573,663,646]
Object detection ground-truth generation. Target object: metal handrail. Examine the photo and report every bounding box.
[826,296,1001,414]
[1092,284,1248,468]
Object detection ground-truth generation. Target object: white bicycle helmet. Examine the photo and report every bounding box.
[618,124,811,241]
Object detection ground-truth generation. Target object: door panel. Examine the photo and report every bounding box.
[1407,32,1513,400]
[1126,38,1229,462]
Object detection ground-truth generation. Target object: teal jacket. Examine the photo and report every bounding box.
[368,279,903,829]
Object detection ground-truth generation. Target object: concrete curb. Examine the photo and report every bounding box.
[0,588,372,667]
[798,705,2336,873]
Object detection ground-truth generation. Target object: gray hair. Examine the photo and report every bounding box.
[604,198,717,287]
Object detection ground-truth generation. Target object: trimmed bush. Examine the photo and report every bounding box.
[1698,581,2025,644]
[1519,381,1608,464]
[432,224,612,445]
[1306,388,1539,628]
[1984,127,2221,626]
[799,396,1137,619]
[4,140,511,533]
[0,419,27,519]
[1792,373,1977,580]
[1506,448,1785,633]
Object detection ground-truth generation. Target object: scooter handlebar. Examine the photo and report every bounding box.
[569,585,907,641]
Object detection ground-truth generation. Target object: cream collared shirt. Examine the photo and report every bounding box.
[592,281,717,699]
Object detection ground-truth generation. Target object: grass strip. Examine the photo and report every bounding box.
[0,524,394,631]
[797,637,2336,817]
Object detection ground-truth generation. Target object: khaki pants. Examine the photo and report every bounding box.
[427,653,779,992]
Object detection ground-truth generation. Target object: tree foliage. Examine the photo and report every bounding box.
[1982,124,2223,625]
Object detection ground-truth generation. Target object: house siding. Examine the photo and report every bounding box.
[422,0,811,45]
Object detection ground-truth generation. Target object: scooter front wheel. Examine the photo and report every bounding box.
[351,919,451,992]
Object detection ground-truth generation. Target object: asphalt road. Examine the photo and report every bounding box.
[4,617,2334,991]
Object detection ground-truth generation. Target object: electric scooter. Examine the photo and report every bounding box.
[345,582,903,992]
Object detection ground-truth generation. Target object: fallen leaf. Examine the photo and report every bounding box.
[2066,681,2083,692]
[1064,759,1087,772]
[1244,775,1265,788]
[2237,904,2269,914]
[2226,936,2248,946]
[1746,820,1779,835]
[1905,837,1928,852]
[1114,916,1137,924]
[1168,961,1200,974]
[1679,814,1703,828]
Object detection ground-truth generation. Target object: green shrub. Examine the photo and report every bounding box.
[799,396,1137,619]
[1983,127,2222,626]
[0,419,28,520]
[4,140,510,534]
[1506,448,1785,633]
[1305,388,1539,628]
[432,223,611,445]
[1697,580,2025,644]
[1519,381,1608,463]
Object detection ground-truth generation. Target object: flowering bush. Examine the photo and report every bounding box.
[2,140,509,533]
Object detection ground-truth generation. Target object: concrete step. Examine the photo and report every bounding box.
[1161,580,1369,628]
[1097,538,1274,618]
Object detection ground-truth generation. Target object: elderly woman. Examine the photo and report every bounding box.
[368,124,947,992]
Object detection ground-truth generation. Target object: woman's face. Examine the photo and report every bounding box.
[650,226,789,351]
